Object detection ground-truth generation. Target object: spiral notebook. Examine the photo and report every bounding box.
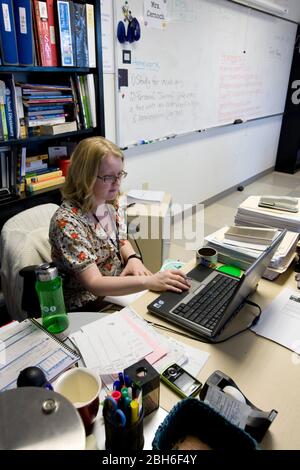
[0,318,80,391]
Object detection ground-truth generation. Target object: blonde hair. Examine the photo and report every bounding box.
[62,136,124,213]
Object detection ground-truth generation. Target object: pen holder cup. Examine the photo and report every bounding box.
[104,408,144,451]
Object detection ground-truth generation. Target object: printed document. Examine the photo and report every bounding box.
[251,288,300,352]
[71,307,210,377]
[0,319,79,391]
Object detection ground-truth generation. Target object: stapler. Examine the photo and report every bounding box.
[258,196,298,213]
[199,370,278,442]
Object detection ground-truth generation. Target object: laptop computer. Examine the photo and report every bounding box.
[148,229,286,340]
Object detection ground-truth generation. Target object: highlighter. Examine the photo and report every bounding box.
[130,400,139,425]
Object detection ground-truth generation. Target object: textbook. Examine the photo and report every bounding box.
[25,169,63,184]
[26,175,65,192]
[40,120,77,135]
[0,318,80,391]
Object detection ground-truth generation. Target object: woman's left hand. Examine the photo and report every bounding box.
[120,258,152,276]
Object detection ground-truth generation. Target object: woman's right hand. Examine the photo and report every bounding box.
[145,270,191,293]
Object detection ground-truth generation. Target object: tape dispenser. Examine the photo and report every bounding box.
[199,370,277,442]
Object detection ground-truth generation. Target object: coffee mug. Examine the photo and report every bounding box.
[54,367,101,435]
[196,247,218,268]
[59,158,71,177]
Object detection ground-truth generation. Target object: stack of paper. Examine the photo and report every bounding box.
[224,226,278,245]
[235,196,300,233]
[205,226,298,278]
[127,189,164,205]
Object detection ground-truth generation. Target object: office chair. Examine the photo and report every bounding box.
[0,204,59,321]
[0,203,123,322]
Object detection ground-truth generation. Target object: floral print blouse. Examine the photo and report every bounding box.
[49,199,127,311]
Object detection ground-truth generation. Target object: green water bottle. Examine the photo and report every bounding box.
[35,263,69,334]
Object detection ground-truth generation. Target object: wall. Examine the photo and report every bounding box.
[102,0,300,206]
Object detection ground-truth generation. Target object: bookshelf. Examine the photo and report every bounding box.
[0,0,105,229]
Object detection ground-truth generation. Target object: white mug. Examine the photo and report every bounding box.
[54,367,101,435]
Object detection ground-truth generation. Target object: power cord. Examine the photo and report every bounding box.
[134,237,143,262]
[126,202,144,262]
[146,299,262,344]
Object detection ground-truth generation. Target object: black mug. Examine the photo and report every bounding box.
[104,407,144,451]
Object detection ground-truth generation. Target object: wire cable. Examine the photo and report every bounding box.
[134,237,143,262]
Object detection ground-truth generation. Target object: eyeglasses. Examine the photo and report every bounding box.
[97,170,128,184]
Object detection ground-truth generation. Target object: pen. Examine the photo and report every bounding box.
[124,373,131,387]
[136,389,143,415]
[118,372,124,386]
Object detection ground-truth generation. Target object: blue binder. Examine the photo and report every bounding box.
[13,0,34,66]
[0,0,18,65]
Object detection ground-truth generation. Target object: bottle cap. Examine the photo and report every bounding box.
[36,263,58,282]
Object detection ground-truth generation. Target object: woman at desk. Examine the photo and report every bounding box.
[49,137,189,311]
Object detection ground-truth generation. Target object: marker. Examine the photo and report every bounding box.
[103,396,118,414]
[111,390,122,404]
[113,380,121,391]
[130,400,139,424]
[114,409,126,427]
[233,119,243,124]
[102,396,118,423]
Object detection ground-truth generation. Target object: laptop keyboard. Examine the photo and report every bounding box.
[171,274,239,332]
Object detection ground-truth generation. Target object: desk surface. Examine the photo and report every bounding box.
[130,261,300,450]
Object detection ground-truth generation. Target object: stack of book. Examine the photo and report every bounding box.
[235,196,300,232]
[0,75,97,140]
[20,83,75,136]
[25,169,65,193]
[205,225,299,279]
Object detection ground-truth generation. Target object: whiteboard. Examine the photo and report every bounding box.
[114,0,297,148]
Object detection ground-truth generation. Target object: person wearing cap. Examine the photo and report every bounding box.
[49,137,190,312]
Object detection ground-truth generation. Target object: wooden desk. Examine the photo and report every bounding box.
[131,261,300,450]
